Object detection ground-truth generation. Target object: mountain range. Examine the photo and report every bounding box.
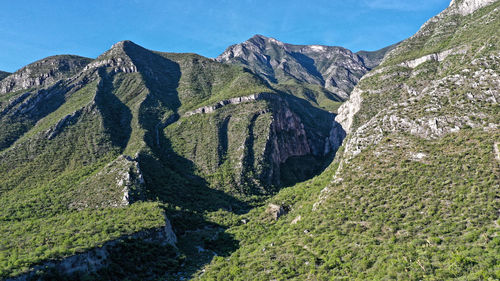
[0,0,498,280]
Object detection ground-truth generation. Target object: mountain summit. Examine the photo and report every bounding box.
[217,34,396,100]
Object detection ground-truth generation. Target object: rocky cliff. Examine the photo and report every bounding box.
[336,0,499,161]
[166,91,344,193]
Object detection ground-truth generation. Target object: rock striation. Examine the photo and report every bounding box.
[216,34,396,100]
[0,55,92,94]
[334,0,499,169]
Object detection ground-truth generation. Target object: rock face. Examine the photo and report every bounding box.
[216,34,395,100]
[266,203,286,220]
[0,55,92,94]
[334,0,499,167]
[166,91,345,193]
[449,0,497,15]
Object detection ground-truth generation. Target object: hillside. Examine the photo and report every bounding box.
[0,41,345,280]
[0,55,92,95]
[198,0,500,280]
[1,0,498,279]
[216,35,395,112]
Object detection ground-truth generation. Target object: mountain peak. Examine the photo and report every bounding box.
[216,36,393,101]
[0,55,92,94]
[250,34,268,40]
[104,40,146,57]
[87,40,151,73]
[247,34,284,47]
[109,40,141,50]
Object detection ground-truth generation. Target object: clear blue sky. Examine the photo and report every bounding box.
[0,0,450,72]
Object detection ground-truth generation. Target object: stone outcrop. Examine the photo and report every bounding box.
[70,155,147,210]
[266,203,286,220]
[449,0,497,15]
[335,88,364,134]
[45,110,83,140]
[184,92,278,116]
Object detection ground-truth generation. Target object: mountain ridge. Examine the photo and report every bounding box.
[1,0,498,278]
[216,34,396,101]
[0,36,347,280]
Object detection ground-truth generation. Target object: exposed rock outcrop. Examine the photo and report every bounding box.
[217,35,394,100]
[184,92,278,116]
[335,88,364,134]
[0,55,92,94]
[266,203,286,220]
[70,155,147,210]
[449,0,497,15]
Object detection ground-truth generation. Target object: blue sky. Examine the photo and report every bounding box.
[0,0,450,72]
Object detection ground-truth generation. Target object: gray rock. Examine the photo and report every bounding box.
[216,35,394,100]
[266,203,286,220]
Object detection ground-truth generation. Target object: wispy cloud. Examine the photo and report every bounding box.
[362,0,446,11]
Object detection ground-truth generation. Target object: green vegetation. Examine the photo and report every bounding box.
[158,52,273,113]
[382,1,500,67]
[1,2,498,279]
[0,39,339,280]
[273,81,343,113]
[194,2,500,280]
[199,129,500,280]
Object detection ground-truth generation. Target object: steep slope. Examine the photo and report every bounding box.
[0,41,181,279]
[199,0,500,280]
[0,40,345,280]
[216,35,394,109]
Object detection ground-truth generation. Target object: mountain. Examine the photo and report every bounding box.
[216,34,396,107]
[197,0,500,280]
[0,40,345,280]
[0,55,92,95]
[2,0,498,279]
[0,71,10,81]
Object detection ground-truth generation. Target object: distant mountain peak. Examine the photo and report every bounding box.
[0,55,92,94]
[217,35,395,100]
[86,40,153,74]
